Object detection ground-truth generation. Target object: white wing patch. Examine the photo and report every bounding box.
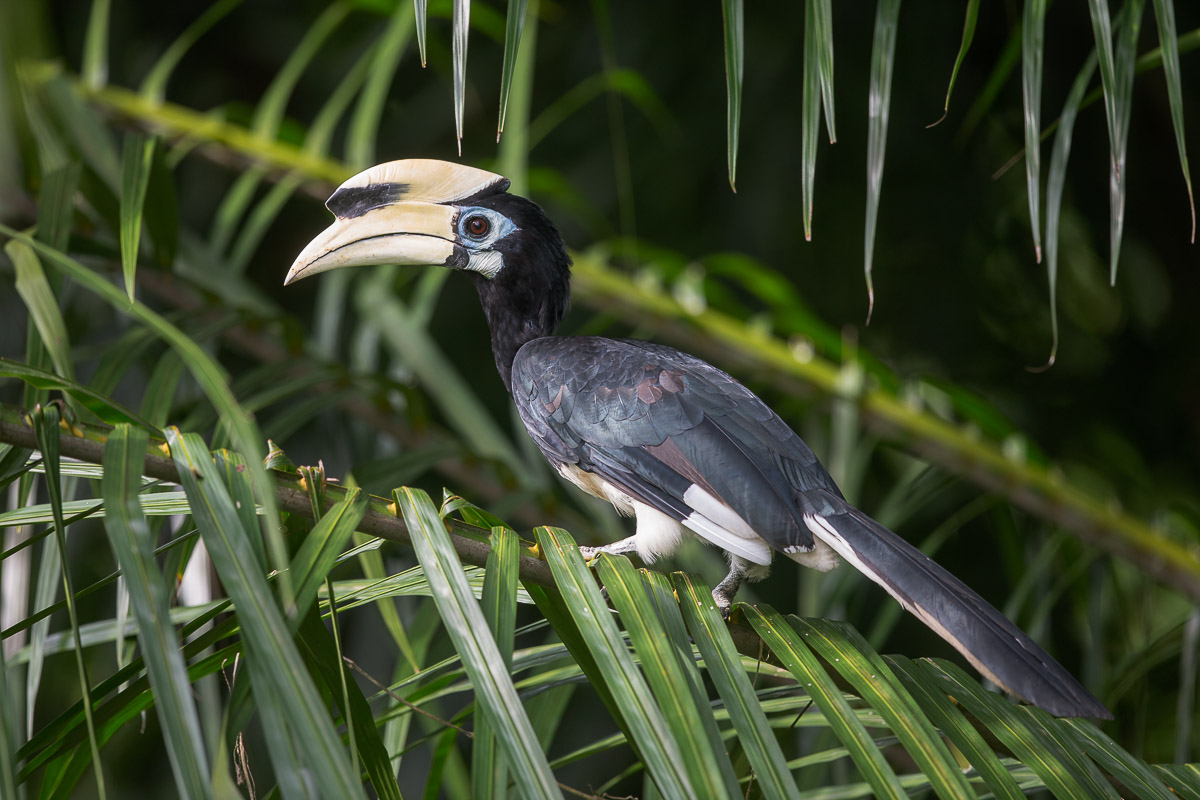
[680,484,773,565]
[682,485,757,539]
[679,511,773,565]
[555,464,773,566]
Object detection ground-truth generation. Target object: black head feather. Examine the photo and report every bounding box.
[461,191,572,392]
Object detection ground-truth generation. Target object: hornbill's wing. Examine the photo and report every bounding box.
[511,336,1111,719]
[512,336,837,564]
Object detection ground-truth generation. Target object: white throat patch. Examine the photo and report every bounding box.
[467,250,505,279]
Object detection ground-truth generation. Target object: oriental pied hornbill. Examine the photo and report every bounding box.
[286,159,1111,720]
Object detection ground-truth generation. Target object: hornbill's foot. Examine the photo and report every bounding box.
[713,555,760,621]
[711,588,735,621]
[577,545,602,566]
[578,535,639,566]
[577,545,616,604]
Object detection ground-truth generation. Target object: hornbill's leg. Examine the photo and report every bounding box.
[712,556,768,617]
[578,535,640,563]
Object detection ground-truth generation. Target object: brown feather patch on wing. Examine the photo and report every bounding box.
[642,437,725,504]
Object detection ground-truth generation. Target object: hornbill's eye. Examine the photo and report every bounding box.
[464,215,490,239]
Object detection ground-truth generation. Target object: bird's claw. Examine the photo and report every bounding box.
[712,590,734,621]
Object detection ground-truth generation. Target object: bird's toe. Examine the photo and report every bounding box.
[711,589,734,620]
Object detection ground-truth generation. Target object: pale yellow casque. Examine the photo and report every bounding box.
[284,159,508,285]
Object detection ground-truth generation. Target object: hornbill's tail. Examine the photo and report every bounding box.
[796,490,1112,719]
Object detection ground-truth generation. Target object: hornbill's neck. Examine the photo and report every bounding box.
[468,212,571,393]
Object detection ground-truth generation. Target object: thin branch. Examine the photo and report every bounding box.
[0,403,772,658]
[342,656,474,736]
[0,404,555,590]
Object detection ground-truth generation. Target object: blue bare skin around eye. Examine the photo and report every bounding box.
[456,206,517,247]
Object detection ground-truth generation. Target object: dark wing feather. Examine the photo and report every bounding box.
[512,336,1110,718]
[513,336,826,556]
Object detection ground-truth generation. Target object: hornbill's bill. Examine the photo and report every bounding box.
[286,159,1112,720]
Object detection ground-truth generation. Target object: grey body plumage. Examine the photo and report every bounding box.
[286,158,1112,720]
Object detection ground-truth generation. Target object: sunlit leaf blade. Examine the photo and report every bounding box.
[118,133,155,302]
[496,0,529,141]
[1021,0,1046,264]
[166,429,366,799]
[395,490,560,799]
[954,26,1022,147]
[295,611,403,800]
[0,492,195,527]
[101,425,212,800]
[0,637,17,800]
[1087,0,1143,283]
[919,659,1098,799]
[1028,710,1124,799]
[863,0,901,322]
[1086,0,1120,155]
[1037,53,1097,372]
[0,442,33,493]
[0,226,290,604]
[814,0,835,142]
[37,161,81,252]
[801,0,821,241]
[1062,718,1175,798]
[526,581,625,733]
[82,0,111,89]
[496,0,538,190]
[473,526,520,800]
[30,406,107,799]
[453,0,470,155]
[792,618,975,797]
[718,0,743,191]
[886,655,1026,800]
[139,0,243,103]
[414,0,428,68]
[673,575,799,800]
[1151,0,1195,242]
[929,0,978,127]
[596,556,738,797]
[639,571,740,795]
[347,3,414,169]
[289,489,368,623]
[536,527,694,797]
[1156,764,1200,798]
[1108,0,1146,284]
[743,605,905,799]
[8,241,75,381]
